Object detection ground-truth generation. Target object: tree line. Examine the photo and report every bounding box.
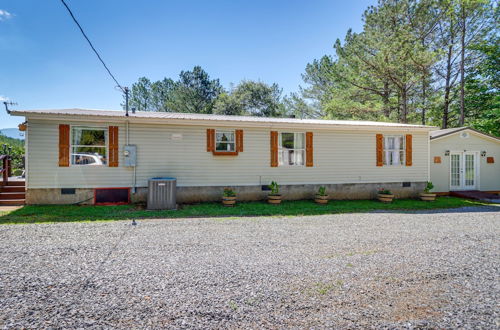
[126,0,498,135]
[125,66,289,117]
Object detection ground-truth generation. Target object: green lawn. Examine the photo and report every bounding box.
[0,197,487,224]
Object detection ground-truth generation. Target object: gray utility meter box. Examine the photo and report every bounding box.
[123,145,137,167]
[147,177,177,210]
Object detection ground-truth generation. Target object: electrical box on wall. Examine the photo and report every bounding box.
[123,145,137,167]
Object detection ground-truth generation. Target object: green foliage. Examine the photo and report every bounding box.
[300,0,496,129]
[268,181,280,195]
[424,181,434,193]
[0,197,483,224]
[318,186,327,196]
[0,133,24,172]
[223,188,236,197]
[126,66,223,114]
[462,37,500,136]
[213,80,286,117]
[377,188,392,195]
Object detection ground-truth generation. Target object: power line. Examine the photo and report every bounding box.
[60,0,126,93]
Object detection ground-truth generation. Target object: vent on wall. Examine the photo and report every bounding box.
[94,188,130,205]
[460,132,470,138]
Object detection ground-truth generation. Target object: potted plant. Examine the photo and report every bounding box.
[420,182,436,201]
[377,188,394,203]
[267,181,282,204]
[222,187,236,207]
[315,186,328,204]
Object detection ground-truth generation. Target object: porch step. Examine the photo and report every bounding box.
[5,181,25,186]
[1,186,25,193]
[1,180,26,205]
[0,199,25,206]
[0,192,25,199]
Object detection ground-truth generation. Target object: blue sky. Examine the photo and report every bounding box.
[0,0,374,129]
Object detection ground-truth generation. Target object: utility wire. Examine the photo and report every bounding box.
[60,0,125,93]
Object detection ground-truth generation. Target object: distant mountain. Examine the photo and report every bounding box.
[0,128,24,140]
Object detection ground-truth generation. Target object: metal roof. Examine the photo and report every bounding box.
[10,108,436,129]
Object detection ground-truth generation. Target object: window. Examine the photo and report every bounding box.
[71,127,107,166]
[383,136,405,166]
[215,130,235,152]
[278,132,305,166]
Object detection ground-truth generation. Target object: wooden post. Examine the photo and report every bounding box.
[7,157,11,177]
[1,156,7,185]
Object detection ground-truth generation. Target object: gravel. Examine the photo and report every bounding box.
[0,206,499,328]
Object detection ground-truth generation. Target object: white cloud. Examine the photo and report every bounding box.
[0,96,10,102]
[0,9,13,21]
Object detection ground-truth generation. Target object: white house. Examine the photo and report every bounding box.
[10,108,435,205]
[430,127,500,194]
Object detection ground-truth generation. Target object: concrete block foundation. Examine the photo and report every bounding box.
[26,182,426,205]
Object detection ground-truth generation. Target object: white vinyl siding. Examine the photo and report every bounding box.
[25,119,430,189]
[430,131,500,192]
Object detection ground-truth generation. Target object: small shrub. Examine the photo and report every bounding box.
[223,188,236,197]
[269,181,280,195]
[378,188,392,195]
[424,181,434,193]
[318,186,327,196]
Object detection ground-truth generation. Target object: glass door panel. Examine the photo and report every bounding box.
[450,153,461,189]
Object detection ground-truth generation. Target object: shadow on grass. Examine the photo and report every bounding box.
[0,197,493,225]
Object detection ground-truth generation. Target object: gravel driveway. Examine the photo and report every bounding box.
[0,207,499,328]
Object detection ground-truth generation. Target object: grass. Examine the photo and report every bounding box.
[0,197,487,224]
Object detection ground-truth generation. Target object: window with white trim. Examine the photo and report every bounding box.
[71,127,107,166]
[215,130,235,152]
[383,135,405,165]
[278,132,305,166]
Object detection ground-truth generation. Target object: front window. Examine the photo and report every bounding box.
[383,136,405,166]
[215,131,235,152]
[71,127,107,166]
[278,132,305,166]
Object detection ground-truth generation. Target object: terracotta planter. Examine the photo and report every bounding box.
[377,193,394,203]
[315,194,329,204]
[420,192,436,201]
[222,196,236,207]
[18,123,27,132]
[268,194,282,204]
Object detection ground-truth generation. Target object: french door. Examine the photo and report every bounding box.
[450,152,478,190]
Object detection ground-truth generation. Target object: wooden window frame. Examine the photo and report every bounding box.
[70,126,108,167]
[213,130,238,155]
[208,129,243,156]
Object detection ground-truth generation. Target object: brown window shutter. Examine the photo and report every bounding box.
[376,134,384,166]
[206,129,215,152]
[108,126,119,167]
[405,134,412,166]
[306,132,313,167]
[235,129,244,152]
[59,124,70,167]
[270,131,278,167]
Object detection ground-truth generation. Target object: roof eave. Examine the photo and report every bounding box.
[11,111,437,131]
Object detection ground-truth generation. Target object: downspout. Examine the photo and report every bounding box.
[427,132,431,183]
